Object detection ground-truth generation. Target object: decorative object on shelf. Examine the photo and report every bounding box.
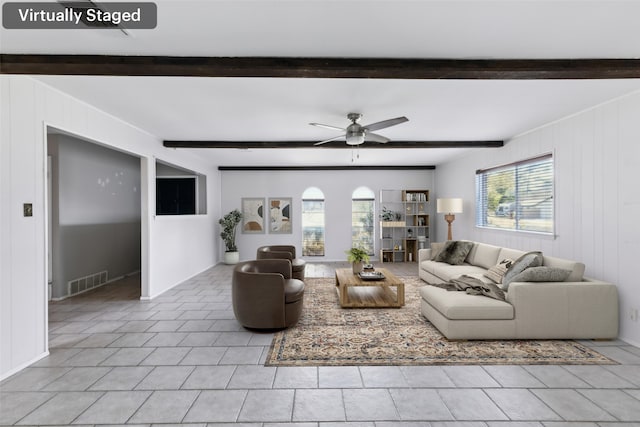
[437,198,463,240]
[380,206,395,221]
[269,197,292,234]
[219,209,243,264]
[346,247,370,274]
[418,235,427,249]
[241,197,265,233]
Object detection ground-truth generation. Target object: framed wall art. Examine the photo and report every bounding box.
[268,197,292,234]
[241,197,265,233]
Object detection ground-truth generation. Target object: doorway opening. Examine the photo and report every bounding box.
[46,127,143,304]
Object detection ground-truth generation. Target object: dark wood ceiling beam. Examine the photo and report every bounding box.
[163,140,504,149]
[2,55,640,79]
[218,165,436,171]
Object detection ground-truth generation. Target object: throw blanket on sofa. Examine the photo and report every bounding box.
[429,275,506,302]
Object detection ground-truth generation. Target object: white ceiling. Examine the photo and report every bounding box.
[3,0,640,167]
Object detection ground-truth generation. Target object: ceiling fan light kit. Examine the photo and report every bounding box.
[346,130,365,146]
[311,112,408,146]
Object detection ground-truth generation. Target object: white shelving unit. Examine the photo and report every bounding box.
[379,189,430,262]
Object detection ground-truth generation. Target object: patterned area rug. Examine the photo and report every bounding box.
[265,276,614,366]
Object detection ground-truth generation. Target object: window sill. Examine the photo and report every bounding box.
[475,225,557,240]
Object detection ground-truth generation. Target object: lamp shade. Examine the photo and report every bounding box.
[437,198,463,214]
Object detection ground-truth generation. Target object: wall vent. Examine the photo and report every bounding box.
[67,271,108,297]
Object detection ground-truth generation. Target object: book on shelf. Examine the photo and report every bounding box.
[405,192,428,202]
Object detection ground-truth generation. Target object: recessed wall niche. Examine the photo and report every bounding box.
[156,160,207,215]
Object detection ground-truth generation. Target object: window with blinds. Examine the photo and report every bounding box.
[475,153,554,234]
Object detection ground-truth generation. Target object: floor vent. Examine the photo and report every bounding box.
[67,271,108,296]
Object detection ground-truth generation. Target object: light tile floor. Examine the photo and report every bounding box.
[2,262,640,426]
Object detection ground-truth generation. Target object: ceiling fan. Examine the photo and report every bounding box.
[310,113,409,146]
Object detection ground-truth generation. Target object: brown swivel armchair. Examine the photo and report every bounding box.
[256,245,306,281]
[232,259,305,329]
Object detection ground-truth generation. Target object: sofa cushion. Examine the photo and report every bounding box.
[465,242,502,269]
[502,251,544,290]
[434,240,474,265]
[430,263,488,282]
[483,258,514,284]
[542,255,585,282]
[509,266,571,283]
[419,285,514,320]
[464,272,497,285]
[421,259,457,276]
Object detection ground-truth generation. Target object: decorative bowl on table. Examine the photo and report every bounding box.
[358,271,385,280]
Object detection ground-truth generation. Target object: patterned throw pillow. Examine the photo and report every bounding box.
[434,241,474,265]
[483,258,513,284]
[502,251,544,290]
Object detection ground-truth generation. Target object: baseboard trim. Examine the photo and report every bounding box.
[0,350,49,382]
[618,335,640,348]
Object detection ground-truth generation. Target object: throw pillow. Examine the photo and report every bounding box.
[509,266,572,283]
[483,258,513,284]
[502,251,544,291]
[430,242,445,260]
[434,240,474,265]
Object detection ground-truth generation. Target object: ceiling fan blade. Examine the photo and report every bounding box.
[314,134,346,146]
[309,122,345,132]
[365,133,390,143]
[363,116,409,132]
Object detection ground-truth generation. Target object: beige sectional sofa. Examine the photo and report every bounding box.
[418,241,619,340]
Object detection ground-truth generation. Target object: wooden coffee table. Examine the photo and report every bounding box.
[335,268,405,308]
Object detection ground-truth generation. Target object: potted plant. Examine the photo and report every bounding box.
[346,247,370,274]
[380,206,395,222]
[219,209,242,264]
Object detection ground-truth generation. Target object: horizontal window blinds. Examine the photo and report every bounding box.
[476,153,554,234]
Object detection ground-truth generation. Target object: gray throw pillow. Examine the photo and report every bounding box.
[502,251,543,290]
[430,242,445,260]
[509,266,572,284]
[434,240,474,265]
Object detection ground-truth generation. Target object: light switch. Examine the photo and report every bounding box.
[23,203,33,217]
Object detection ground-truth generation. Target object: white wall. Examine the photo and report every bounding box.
[48,133,142,299]
[220,169,435,261]
[0,76,219,380]
[435,91,640,346]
